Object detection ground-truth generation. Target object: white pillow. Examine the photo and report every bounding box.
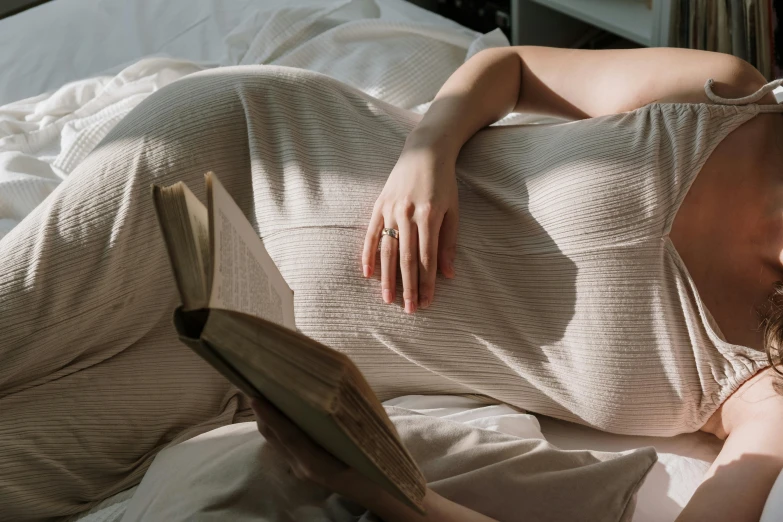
[120,403,657,522]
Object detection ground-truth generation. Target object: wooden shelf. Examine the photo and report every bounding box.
[528,0,655,46]
[0,0,55,20]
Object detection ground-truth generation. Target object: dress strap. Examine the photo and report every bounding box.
[704,77,783,112]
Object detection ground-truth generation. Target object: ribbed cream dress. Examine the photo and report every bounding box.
[2,66,783,518]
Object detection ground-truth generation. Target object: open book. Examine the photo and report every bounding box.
[152,172,426,512]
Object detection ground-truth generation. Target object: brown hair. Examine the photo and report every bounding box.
[763,282,783,384]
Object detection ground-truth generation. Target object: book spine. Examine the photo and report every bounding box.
[762,0,771,78]
[683,0,691,49]
[733,0,748,59]
[747,0,758,69]
[768,0,776,77]
[773,0,782,78]
[173,307,261,399]
[718,0,730,53]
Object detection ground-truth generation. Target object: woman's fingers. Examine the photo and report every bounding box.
[251,397,347,484]
[418,210,444,309]
[397,217,418,314]
[253,399,288,453]
[252,397,278,436]
[253,400,310,478]
[379,218,399,304]
[438,208,458,279]
[362,207,384,278]
[368,198,456,310]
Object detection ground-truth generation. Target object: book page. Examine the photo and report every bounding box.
[182,184,211,287]
[152,183,211,310]
[207,173,295,329]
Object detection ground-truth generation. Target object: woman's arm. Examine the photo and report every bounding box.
[363,46,767,311]
[683,370,783,521]
[678,419,783,521]
[410,45,768,154]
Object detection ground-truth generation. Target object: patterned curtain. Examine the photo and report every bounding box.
[669,0,783,79]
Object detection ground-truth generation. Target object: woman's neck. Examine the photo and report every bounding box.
[669,113,783,350]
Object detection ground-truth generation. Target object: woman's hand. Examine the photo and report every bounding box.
[361,137,459,314]
[251,396,498,522]
[251,397,360,495]
[250,397,421,520]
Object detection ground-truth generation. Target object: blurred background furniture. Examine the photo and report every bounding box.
[0,0,53,19]
[512,0,671,47]
[668,0,783,79]
[413,0,783,78]
[408,0,668,48]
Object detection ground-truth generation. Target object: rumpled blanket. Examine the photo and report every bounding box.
[0,0,518,240]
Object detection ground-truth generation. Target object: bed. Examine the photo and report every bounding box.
[0,0,766,520]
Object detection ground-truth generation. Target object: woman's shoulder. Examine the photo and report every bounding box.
[701,367,783,439]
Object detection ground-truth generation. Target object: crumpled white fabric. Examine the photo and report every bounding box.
[118,396,656,522]
[0,0,511,241]
[68,395,540,522]
[0,57,205,240]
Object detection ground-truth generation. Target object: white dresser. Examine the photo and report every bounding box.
[512,0,673,47]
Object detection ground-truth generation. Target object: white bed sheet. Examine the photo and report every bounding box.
[0,0,465,106]
[538,416,721,522]
[0,0,512,239]
[391,396,722,522]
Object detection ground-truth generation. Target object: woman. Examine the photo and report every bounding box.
[251,46,783,521]
[0,46,781,520]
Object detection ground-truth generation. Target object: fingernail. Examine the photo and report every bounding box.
[419,297,429,309]
[383,289,392,303]
[405,299,416,314]
[363,264,370,278]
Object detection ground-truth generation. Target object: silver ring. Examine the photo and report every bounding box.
[381,227,399,240]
